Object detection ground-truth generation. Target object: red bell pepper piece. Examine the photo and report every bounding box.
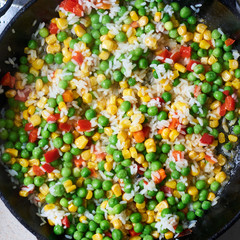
[130,21,139,28]
[222,90,229,96]
[219,103,227,116]
[72,52,84,65]
[225,38,235,47]
[153,169,167,184]
[61,216,70,228]
[133,130,145,143]
[225,95,235,111]
[170,51,181,63]
[47,113,60,122]
[15,89,30,102]
[153,97,165,103]
[158,49,171,62]
[194,85,201,97]
[169,118,179,130]
[180,46,191,58]
[160,186,173,195]
[205,154,218,164]
[95,152,107,160]
[58,122,71,132]
[77,119,91,131]
[29,128,38,143]
[186,60,199,72]
[74,158,84,168]
[44,149,60,163]
[129,229,141,236]
[1,72,15,88]
[24,123,34,131]
[172,151,183,161]
[41,163,55,173]
[200,133,214,145]
[137,165,144,175]
[49,22,58,34]
[60,0,84,17]
[142,126,150,138]
[32,165,45,176]
[105,232,112,238]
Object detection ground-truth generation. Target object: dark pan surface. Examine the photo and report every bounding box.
[0,0,240,239]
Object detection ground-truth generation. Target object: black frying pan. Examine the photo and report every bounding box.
[0,0,240,239]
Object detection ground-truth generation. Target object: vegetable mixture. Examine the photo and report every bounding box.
[1,0,240,239]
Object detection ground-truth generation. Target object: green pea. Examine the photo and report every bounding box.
[113,150,124,162]
[112,229,123,240]
[138,58,148,69]
[162,92,172,102]
[233,125,240,135]
[81,167,91,178]
[130,212,142,223]
[210,181,220,191]
[82,33,93,44]
[201,82,212,93]
[194,64,205,74]
[225,111,235,120]
[169,29,179,38]
[158,111,168,121]
[202,200,211,210]
[161,143,171,153]
[213,91,224,101]
[197,94,207,105]
[54,225,64,235]
[148,106,158,116]
[212,62,222,73]
[115,32,127,42]
[85,109,96,120]
[98,116,109,127]
[180,7,192,18]
[120,101,131,112]
[177,182,186,191]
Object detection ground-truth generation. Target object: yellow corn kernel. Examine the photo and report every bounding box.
[209,120,219,128]
[173,190,181,199]
[82,93,92,104]
[218,154,226,166]
[131,114,145,124]
[145,36,157,50]
[140,94,150,102]
[100,200,108,210]
[228,134,238,142]
[19,190,29,197]
[232,78,240,90]
[56,18,68,30]
[137,86,148,97]
[154,12,161,22]
[29,67,39,77]
[170,70,179,80]
[146,215,154,224]
[203,29,212,40]
[152,231,160,239]
[29,159,40,166]
[165,231,174,240]
[75,136,88,149]
[199,40,211,49]
[39,183,49,196]
[201,57,208,65]
[177,24,187,36]
[32,59,44,70]
[138,16,149,27]
[38,193,45,202]
[75,177,84,188]
[81,150,92,161]
[44,204,55,211]
[188,152,197,161]
[165,180,177,189]
[99,50,110,60]
[169,130,179,142]
[130,237,141,240]
[112,184,122,197]
[130,123,142,132]
[119,81,128,89]
[130,147,138,158]
[122,149,131,159]
[37,97,48,109]
[118,131,128,142]
[188,186,199,196]
[215,171,227,183]
[96,74,106,84]
[47,43,61,54]
[86,190,93,200]
[108,96,116,105]
[210,100,221,110]
[23,110,29,120]
[130,11,139,21]
[136,202,146,209]
[5,89,16,98]
[92,234,103,240]
[156,200,169,212]
[174,63,186,73]
[126,109,134,117]
[51,132,60,140]
[208,192,216,201]
[196,152,205,161]
[104,127,113,137]
[208,55,217,65]
[66,185,77,193]
[144,138,155,148]
[229,59,239,70]
[63,37,72,48]
[135,153,145,164]
[92,132,100,142]
[79,216,87,223]
[122,24,130,32]
[111,219,122,229]
[222,70,232,82]
[191,165,200,176]
[193,32,203,43]
[19,158,29,168]
[183,32,193,42]
[5,148,18,157]
[29,114,41,127]
[74,24,86,37]
[104,162,113,172]
[196,24,208,33]
[106,104,118,115]
[213,165,222,174]
[27,105,36,116]
[35,79,44,93]
[68,203,78,212]
[46,34,57,45]
[60,144,70,153]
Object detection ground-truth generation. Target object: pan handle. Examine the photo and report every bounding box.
[0,0,14,17]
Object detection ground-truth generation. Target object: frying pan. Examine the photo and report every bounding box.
[0,0,240,239]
